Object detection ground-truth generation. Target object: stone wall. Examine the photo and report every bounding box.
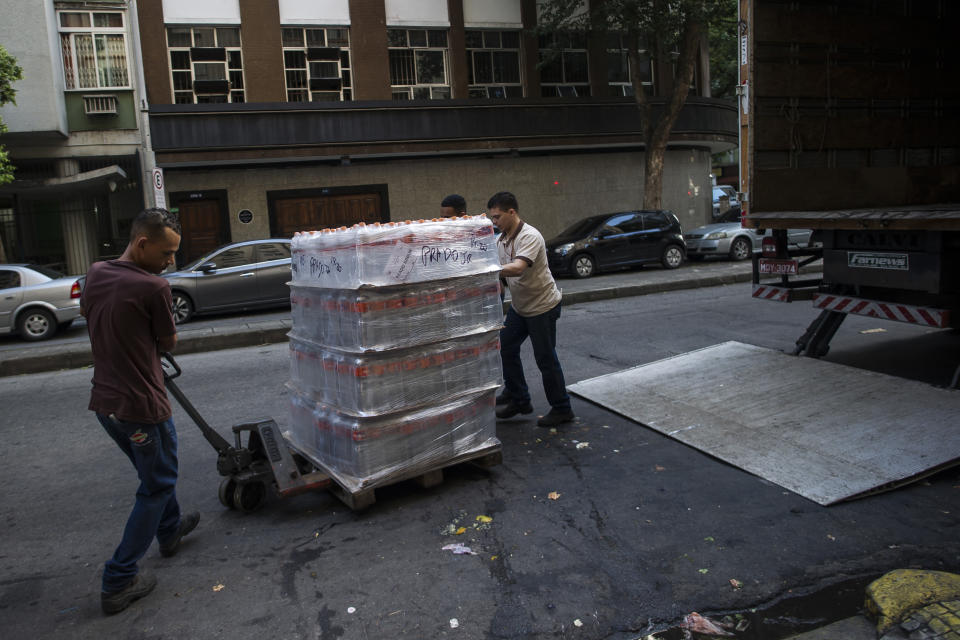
[164,148,713,243]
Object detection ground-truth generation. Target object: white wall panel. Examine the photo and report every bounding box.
[0,0,67,134]
[384,0,449,27]
[279,0,351,25]
[463,0,522,28]
[162,0,241,25]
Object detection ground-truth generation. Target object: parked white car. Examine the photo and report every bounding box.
[0,264,83,341]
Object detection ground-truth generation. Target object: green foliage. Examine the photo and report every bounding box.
[0,44,25,186]
[708,0,738,100]
[537,0,730,60]
[535,1,734,207]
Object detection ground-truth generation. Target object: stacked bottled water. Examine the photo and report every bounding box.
[285,216,503,494]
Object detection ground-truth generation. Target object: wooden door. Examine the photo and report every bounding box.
[272,192,382,238]
[176,199,227,264]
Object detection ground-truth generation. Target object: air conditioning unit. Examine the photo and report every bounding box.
[83,95,118,115]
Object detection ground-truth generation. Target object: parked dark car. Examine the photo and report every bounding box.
[0,264,82,341]
[546,210,686,278]
[162,239,292,324]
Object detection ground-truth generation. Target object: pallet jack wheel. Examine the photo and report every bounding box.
[233,481,267,513]
[218,477,238,509]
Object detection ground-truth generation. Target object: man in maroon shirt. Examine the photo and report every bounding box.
[81,208,200,614]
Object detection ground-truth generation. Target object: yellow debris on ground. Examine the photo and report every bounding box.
[864,569,960,633]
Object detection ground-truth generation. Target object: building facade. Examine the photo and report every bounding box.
[0,0,151,274]
[1,0,738,271]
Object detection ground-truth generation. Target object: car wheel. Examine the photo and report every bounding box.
[661,245,684,269]
[729,237,752,261]
[171,291,194,324]
[571,253,596,278]
[17,308,57,341]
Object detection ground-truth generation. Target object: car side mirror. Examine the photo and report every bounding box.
[198,262,217,273]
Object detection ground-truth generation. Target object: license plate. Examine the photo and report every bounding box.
[758,258,799,275]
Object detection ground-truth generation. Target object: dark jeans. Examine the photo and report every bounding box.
[97,413,181,593]
[500,303,571,412]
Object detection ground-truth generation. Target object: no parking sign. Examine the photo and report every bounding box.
[152,168,166,209]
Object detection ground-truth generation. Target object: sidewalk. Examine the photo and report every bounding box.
[0,259,787,377]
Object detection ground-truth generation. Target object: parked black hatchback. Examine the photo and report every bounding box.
[546,210,686,278]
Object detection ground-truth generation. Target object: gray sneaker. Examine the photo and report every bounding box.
[101,571,157,615]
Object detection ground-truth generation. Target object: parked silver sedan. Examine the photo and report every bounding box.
[683,222,813,261]
[0,264,83,341]
[162,239,292,324]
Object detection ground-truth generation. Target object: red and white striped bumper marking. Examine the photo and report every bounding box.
[753,284,791,302]
[812,294,951,328]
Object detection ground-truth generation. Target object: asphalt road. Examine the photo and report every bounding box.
[1,282,958,639]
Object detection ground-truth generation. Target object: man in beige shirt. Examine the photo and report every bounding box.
[488,191,574,427]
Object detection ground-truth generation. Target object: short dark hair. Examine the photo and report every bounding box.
[130,208,181,241]
[487,191,518,212]
[441,194,467,213]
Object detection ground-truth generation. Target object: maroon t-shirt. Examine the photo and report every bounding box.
[81,260,176,424]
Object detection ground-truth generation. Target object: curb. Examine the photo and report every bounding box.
[0,268,765,378]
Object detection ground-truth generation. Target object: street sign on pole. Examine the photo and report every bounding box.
[152,167,166,209]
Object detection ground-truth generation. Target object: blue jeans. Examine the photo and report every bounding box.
[97,413,181,593]
[500,303,571,412]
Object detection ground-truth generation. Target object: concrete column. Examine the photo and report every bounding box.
[348,0,391,100]
[447,0,467,98]
[56,159,80,178]
[61,198,98,275]
[520,0,540,98]
[136,0,172,105]
[239,0,285,102]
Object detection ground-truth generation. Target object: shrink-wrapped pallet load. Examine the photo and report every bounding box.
[284,216,503,495]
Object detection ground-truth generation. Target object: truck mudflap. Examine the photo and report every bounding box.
[813,294,951,329]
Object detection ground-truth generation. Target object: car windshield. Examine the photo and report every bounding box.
[556,216,606,238]
[25,264,64,279]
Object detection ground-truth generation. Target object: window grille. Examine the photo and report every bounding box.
[58,10,129,90]
[387,28,450,100]
[282,27,352,102]
[166,26,244,103]
[82,94,118,114]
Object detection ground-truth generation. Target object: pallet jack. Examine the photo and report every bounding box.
[161,352,331,512]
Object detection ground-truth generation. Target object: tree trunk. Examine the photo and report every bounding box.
[634,16,704,210]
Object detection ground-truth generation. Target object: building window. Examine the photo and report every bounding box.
[465,30,522,99]
[538,32,590,97]
[387,29,450,100]
[282,27,351,102]
[58,10,129,89]
[607,34,653,97]
[167,26,244,104]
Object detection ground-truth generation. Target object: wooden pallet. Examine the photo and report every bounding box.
[324,440,503,511]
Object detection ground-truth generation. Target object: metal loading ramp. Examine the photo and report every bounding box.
[568,341,960,505]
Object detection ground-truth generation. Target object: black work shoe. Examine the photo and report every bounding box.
[496,402,534,419]
[495,392,513,406]
[101,571,157,615]
[537,409,576,427]
[159,511,200,558]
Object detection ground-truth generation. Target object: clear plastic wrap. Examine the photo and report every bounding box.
[289,330,501,415]
[285,386,499,493]
[290,216,499,289]
[287,215,503,495]
[289,272,503,351]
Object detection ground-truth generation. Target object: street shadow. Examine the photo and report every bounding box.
[823,329,960,387]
